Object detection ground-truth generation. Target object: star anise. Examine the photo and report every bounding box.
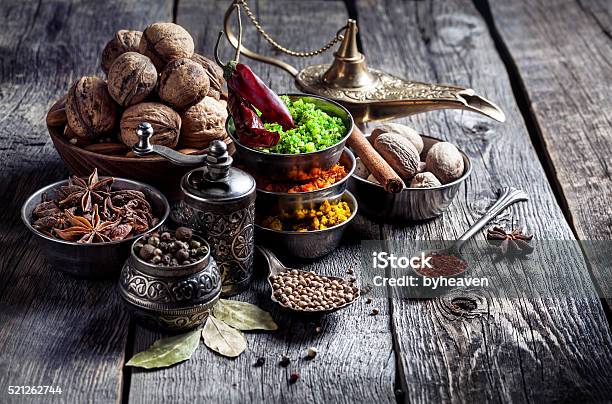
[58,168,113,213]
[54,204,120,243]
[486,226,534,256]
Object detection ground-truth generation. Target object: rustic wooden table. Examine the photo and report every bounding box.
[1,0,611,402]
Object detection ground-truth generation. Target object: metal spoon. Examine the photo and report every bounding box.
[415,187,528,275]
[257,246,360,315]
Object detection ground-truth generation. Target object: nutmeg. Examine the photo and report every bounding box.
[101,30,142,75]
[425,142,465,184]
[66,76,118,139]
[369,123,424,153]
[373,133,421,181]
[158,58,210,110]
[410,172,442,188]
[191,53,225,100]
[179,97,228,148]
[139,22,194,70]
[119,102,181,148]
[107,52,157,107]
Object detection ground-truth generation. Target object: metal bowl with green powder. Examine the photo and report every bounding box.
[226,94,354,182]
[260,95,347,154]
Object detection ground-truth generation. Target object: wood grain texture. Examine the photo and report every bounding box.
[0,0,172,402]
[484,0,612,299]
[355,0,612,401]
[127,1,396,403]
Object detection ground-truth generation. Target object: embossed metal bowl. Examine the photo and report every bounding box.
[348,135,472,222]
[226,93,354,182]
[21,177,170,278]
[118,235,221,332]
[255,147,356,213]
[255,191,358,259]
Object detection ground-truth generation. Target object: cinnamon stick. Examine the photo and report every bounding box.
[348,127,404,193]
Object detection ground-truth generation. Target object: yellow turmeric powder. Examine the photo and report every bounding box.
[261,199,352,231]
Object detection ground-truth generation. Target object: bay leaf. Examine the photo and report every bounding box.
[202,316,247,358]
[126,329,201,369]
[213,299,278,331]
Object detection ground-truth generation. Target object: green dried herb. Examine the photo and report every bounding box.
[202,316,247,358]
[213,299,278,331]
[126,329,200,369]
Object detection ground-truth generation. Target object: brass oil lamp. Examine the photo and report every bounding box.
[223,1,505,124]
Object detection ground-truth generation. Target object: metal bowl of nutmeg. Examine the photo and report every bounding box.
[348,123,472,222]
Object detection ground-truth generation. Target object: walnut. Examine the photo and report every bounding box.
[66,76,118,139]
[373,133,421,181]
[46,95,67,127]
[139,22,194,70]
[158,58,210,110]
[370,122,424,153]
[101,30,142,75]
[426,142,465,184]
[119,102,181,148]
[107,52,157,107]
[410,172,442,188]
[191,53,225,100]
[179,97,228,148]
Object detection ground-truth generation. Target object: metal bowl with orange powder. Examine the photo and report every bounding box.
[255,148,356,215]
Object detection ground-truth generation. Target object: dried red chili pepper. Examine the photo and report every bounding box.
[214,5,294,148]
[227,92,279,148]
[224,62,294,131]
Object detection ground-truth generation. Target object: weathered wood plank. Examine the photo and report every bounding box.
[0,0,172,402]
[355,0,612,402]
[127,1,396,403]
[484,0,612,300]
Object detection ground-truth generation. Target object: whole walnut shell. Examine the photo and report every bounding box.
[410,172,442,188]
[158,58,210,110]
[191,53,225,100]
[101,30,142,75]
[66,76,118,139]
[180,97,228,148]
[370,122,424,153]
[119,102,181,148]
[374,133,421,181]
[426,142,465,184]
[108,52,157,107]
[139,22,194,70]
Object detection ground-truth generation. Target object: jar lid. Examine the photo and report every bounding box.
[182,166,255,203]
[180,141,255,202]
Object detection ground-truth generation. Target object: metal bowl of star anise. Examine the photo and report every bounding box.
[21,169,170,278]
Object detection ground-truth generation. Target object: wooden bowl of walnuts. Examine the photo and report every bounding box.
[46,23,232,197]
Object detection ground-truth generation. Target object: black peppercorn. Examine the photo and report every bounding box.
[279,356,290,367]
[254,357,265,367]
[175,227,193,241]
[176,249,190,262]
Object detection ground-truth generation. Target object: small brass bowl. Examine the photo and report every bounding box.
[118,235,222,332]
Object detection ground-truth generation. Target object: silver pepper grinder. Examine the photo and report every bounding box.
[133,122,256,296]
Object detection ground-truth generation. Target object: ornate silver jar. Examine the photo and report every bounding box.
[118,235,221,332]
[132,122,256,296]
